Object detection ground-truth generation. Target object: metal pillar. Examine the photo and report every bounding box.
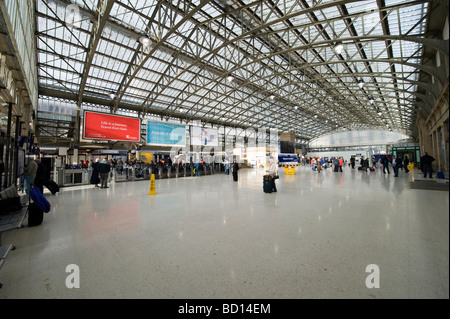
[13,116,20,187]
[4,103,12,187]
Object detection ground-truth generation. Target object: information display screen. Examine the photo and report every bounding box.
[146,121,186,146]
[191,126,218,146]
[83,111,141,142]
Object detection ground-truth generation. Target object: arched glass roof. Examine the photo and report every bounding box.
[35,0,447,146]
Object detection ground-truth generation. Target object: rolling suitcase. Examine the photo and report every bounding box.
[28,202,44,227]
[263,175,272,193]
[44,179,59,195]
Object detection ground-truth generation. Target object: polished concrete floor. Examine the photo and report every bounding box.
[0,165,448,299]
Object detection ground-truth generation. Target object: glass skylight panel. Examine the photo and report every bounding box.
[127,87,149,98]
[202,2,221,17]
[72,0,96,11]
[162,88,180,98]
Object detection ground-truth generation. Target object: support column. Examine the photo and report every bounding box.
[432,130,438,170]
[0,131,4,189]
[4,103,12,187]
[13,116,20,187]
[73,148,79,166]
[443,120,449,173]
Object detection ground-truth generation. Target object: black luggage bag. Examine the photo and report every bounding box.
[44,179,59,195]
[28,202,44,227]
[263,175,273,193]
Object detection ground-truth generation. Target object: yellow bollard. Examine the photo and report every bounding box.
[148,174,157,195]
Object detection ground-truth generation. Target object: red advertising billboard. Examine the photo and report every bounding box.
[82,111,141,142]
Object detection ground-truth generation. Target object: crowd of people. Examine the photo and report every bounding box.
[16,150,437,196]
[300,153,422,178]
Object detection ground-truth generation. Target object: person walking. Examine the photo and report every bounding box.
[360,156,367,172]
[316,157,322,174]
[224,159,230,175]
[98,158,111,188]
[421,152,435,178]
[90,158,100,188]
[24,158,38,196]
[382,155,390,174]
[232,159,239,182]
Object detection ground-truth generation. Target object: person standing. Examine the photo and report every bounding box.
[393,155,402,177]
[34,158,47,194]
[350,157,355,169]
[421,152,435,178]
[338,157,343,172]
[267,157,278,192]
[403,155,410,173]
[90,158,100,187]
[98,158,111,188]
[232,159,239,182]
[24,158,38,196]
[382,155,390,174]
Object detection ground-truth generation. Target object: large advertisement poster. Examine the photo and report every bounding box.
[146,121,186,146]
[83,111,141,142]
[191,126,218,146]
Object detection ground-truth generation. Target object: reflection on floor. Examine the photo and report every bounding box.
[1,166,448,299]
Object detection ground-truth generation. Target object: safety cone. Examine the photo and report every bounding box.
[148,174,157,195]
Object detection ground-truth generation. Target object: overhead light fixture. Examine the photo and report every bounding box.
[325,120,328,123]
[377,111,382,116]
[314,115,318,118]
[269,94,275,100]
[226,74,235,82]
[294,106,298,110]
[369,96,375,105]
[358,79,364,88]
[333,42,344,55]
[109,91,116,99]
[139,35,151,48]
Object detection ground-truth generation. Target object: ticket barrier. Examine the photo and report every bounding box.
[59,168,89,186]
[167,166,177,178]
[114,167,131,182]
